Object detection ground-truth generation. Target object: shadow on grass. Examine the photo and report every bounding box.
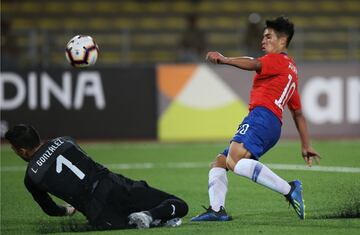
[312,192,360,219]
[38,219,96,234]
[37,218,138,234]
[312,205,360,219]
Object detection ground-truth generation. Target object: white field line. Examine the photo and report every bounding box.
[267,164,360,173]
[1,162,360,173]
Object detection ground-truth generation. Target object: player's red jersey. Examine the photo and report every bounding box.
[249,53,302,122]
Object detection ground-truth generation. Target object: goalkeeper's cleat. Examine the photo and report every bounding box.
[151,218,182,228]
[191,206,232,221]
[285,180,305,219]
[163,218,182,227]
[128,211,153,229]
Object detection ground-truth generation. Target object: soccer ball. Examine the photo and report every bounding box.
[65,35,99,67]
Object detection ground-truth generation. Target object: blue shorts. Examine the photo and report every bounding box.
[221,106,281,160]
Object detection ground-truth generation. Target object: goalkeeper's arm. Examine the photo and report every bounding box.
[24,176,76,216]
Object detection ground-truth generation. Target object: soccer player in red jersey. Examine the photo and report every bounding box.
[191,16,320,221]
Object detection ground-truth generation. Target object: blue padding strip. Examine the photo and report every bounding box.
[252,163,263,182]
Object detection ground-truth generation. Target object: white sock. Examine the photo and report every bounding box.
[233,159,291,195]
[208,167,228,212]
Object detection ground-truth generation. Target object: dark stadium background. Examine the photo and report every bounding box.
[1,0,359,140]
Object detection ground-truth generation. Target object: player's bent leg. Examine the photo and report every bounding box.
[191,154,232,222]
[233,158,291,195]
[227,142,303,219]
[228,142,292,197]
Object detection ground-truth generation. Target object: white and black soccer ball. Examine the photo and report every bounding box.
[65,35,99,67]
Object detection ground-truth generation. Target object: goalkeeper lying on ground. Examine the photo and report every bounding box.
[5,124,188,230]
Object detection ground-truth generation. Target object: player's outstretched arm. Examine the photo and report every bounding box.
[25,176,73,216]
[290,109,321,167]
[206,51,262,72]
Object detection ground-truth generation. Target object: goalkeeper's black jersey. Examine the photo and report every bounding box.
[24,137,109,216]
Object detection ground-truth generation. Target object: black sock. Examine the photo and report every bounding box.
[148,199,188,221]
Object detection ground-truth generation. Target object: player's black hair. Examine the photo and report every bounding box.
[5,124,40,150]
[265,16,294,48]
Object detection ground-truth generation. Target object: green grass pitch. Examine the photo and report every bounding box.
[1,140,360,235]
